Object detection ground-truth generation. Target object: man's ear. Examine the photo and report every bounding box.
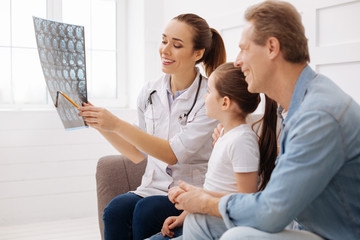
[267,37,280,60]
[194,48,205,62]
[222,96,231,110]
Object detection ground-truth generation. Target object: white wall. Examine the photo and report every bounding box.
[127,0,164,108]
[0,109,136,226]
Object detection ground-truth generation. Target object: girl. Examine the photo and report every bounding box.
[150,62,278,239]
[78,14,226,240]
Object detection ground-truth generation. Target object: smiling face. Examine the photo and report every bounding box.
[234,22,272,94]
[159,20,201,76]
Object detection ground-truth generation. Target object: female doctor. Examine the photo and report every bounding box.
[78,13,226,240]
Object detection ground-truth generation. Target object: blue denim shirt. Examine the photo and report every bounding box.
[219,65,360,240]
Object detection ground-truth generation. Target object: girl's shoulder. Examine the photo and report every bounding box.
[228,124,256,136]
[223,124,258,145]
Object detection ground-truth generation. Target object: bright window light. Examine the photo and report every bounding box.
[0,0,123,108]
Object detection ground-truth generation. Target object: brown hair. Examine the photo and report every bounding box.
[213,62,278,191]
[245,0,310,63]
[173,14,226,76]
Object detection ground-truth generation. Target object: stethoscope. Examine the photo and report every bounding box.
[146,75,203,133]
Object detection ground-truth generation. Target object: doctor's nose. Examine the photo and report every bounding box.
[161,43,171,56]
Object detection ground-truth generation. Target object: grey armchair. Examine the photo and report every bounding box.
[96,155,147,240]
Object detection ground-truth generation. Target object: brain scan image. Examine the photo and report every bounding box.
[33,17,87,130]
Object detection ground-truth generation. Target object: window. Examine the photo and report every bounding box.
[0,0,124,109]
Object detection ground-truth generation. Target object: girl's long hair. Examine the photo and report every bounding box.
[213,62,278,191]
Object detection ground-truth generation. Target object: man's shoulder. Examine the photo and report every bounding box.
[290,73,360,134]
[300,73,352,117]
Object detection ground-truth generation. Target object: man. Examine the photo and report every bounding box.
[169,1,360,239]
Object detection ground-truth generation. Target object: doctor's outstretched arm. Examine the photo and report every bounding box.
[98,130,147,164]
[78,105,178,165]
[79,103,145,164]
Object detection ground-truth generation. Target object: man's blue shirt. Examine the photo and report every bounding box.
[219,65,360,239]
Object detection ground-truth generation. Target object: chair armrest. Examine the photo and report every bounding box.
[96,155,147,239]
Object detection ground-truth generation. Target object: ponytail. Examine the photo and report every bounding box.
[212,62,278,191]
[203,28,226,77]
[256,96,278,191]
[173,14,226,77]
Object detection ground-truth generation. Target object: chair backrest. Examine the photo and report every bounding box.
[246,114,282,145]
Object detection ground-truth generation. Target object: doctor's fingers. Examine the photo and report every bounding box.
[82,101,94,107]
[78,110,99,118]
[78,107,112,119]
[83,115,100,123]
[84,118,112,132]
[78,105,107,114]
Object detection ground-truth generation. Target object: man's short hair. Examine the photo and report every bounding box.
[245,0,310,63]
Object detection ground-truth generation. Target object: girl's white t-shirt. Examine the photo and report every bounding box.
[203,124,260,193]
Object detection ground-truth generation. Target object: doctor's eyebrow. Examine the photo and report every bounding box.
[162,34,184,43]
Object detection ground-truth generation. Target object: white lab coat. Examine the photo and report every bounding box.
[133,70,219,197]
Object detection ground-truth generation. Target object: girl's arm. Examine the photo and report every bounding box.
[175,210,188,224]
[205,172,258,198]
[78,105,178,165]
[235,171,258,193]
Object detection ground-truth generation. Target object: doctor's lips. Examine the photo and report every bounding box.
[162,57,175,65]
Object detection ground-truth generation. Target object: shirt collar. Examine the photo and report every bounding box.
[284,65,317,124]
[164,67,201,101]
[166,78,188,101]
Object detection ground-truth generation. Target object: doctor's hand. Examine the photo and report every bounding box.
[212,123,223,146]
[78,103,119,132]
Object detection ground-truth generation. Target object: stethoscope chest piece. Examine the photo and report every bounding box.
[178,113,188,125]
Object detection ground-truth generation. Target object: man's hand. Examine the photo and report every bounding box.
[171,181,222,217]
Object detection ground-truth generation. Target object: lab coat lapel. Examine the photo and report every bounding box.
[158,76,170,113]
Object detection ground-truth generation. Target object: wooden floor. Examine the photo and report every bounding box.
[0,217,101,240]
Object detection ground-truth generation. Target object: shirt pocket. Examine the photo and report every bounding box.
[144,105,161,135]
